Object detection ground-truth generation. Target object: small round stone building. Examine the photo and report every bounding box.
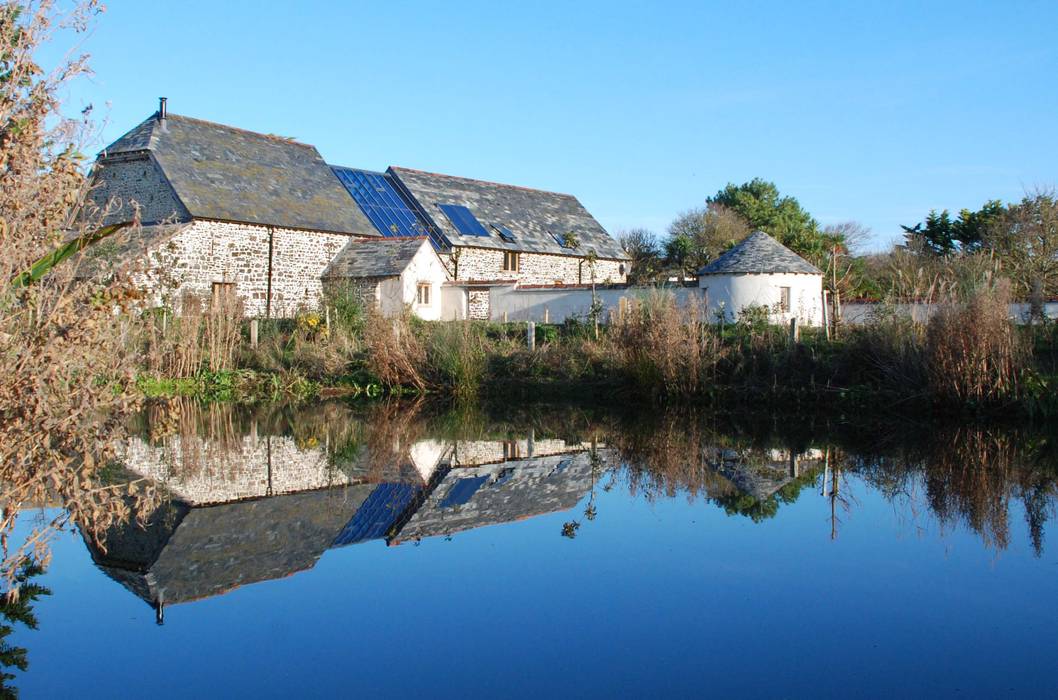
[697,231,824,326]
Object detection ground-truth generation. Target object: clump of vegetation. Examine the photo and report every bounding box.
[926,278,1026,406]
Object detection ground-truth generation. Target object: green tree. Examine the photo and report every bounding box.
[901,200,1005,256]
[706,178,838,265]
[0,559,51,698]
[984,190,1058,304]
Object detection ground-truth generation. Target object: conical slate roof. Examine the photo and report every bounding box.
[697,231,822,275]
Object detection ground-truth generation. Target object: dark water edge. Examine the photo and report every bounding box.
[6,399,1058,698]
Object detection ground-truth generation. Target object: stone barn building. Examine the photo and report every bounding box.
[84,101,627,320]
[85,104,382,317]
[697,231,825,326]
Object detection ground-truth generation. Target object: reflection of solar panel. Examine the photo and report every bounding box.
[493,225,517,243]
[438,203,490,237]
[331,167,446,250]
[331,482,419,547]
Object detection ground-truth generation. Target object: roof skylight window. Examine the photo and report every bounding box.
[437,203,490,237]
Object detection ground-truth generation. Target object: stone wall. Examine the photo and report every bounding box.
[84,153,188,226]
[468,289,490,320]
[455,246,626,285]
[117,434,354,506]
[142,220,357,317]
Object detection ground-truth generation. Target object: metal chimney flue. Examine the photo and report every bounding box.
[158,97,167,121]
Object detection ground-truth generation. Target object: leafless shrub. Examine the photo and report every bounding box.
[0,1,166,593]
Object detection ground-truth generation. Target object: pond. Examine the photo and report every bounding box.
[5,401,1058,698]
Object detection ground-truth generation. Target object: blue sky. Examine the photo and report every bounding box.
[46,0,1058,250]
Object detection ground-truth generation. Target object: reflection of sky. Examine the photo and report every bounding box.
[12,471,1058,698]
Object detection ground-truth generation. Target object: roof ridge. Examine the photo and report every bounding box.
[389,166,576,198]
[163,112,317,150]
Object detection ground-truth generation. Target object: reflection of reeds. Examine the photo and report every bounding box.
[852,425,1058,556]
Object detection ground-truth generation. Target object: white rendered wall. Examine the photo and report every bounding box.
[698,272,823,326]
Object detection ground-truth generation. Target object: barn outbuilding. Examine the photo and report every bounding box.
[321,237,448,320]
[697,231,825,326]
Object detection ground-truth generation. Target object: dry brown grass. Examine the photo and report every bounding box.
[607,291,721,398]
[925,278,1026,405]
[363,307,425,391]
[144,291,244,376]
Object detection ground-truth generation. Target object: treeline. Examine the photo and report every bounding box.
[619,180,1058,310]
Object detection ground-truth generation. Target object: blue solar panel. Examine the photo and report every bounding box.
[437,203,490,237]
[331,483,419,547]
[331,167,447,250]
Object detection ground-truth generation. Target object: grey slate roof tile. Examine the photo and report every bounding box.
[697,231,822,275]
[101,113,379,237]
[388,167,627,260]
[321,236,431,278]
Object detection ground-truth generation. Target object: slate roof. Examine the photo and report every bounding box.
[86,485,373,607]
[321,236,431,279]
[389,451,602,543]
[100,112,378,236]
[697,231,822,275]
[387,167,628,260]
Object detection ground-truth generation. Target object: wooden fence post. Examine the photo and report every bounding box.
[250,318,259,349]
[789,317,799,347]
[527,321,536,351]
[503,310,508,323]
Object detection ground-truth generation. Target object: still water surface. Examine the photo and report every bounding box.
[7,402,1058,697]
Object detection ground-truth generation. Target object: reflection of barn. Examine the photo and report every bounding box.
[89,432,602,618]
[84,486,373,622]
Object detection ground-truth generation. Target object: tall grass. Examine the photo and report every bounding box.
[145,291,243,376]
[608,291,719,398]
[925,278,1026,405]
[423,321,488,400]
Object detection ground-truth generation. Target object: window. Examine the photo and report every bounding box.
[416,283,431,306]
[550,230,578,249]
[502,251,520,272]
[779,286,791,312]
[211,282,236,309]
[493,224,517,243]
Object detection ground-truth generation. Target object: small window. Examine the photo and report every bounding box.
[493,225,517,243]
[211,282,236,308]
[550,230,578,249]
[502,251,520,272]
[416,283,431,306]
[779,286,791,312]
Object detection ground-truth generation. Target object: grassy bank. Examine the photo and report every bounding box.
[133,285,1058,417]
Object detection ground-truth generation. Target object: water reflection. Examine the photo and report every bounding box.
[69,401,1058,621]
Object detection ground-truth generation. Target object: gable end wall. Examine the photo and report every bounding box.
[85,153,189,226]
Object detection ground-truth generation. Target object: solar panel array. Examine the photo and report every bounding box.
[331,167,447,250]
